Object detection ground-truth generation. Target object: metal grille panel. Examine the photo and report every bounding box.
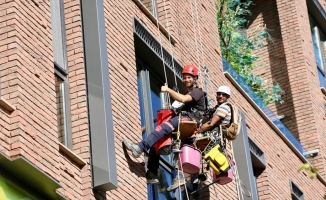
[50,0,67,70]
[133,17,183,79]
[248,137,264,158]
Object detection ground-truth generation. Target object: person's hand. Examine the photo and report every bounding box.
[191,129,200,138]
[161,83,169,92]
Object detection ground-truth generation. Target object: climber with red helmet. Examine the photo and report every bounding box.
[123,64,206,186]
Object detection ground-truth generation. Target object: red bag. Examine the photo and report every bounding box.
[156,109,176,126]
[153,109,175,155]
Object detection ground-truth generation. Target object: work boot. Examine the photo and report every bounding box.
[146,171,159,184]
[123,139,142,158]
[167,176,186,191]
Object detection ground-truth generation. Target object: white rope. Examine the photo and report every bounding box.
[193,0,212,99]
[189,0,201,69]
[194,0,205,76]
[155,5,189,199]
[176,168,182,200]
[177,153,190,200]
[155,6,171,106]
[162,0,178,89]
[156,19,168,84]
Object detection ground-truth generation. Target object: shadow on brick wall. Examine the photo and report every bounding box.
[122,142,146,179]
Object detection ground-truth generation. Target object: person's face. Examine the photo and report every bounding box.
[216,92,229,104]
[183,74,195,88]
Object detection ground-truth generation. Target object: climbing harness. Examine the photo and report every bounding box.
[150,0,224,198]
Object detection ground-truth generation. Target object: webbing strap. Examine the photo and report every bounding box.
[205,156,224,173]
[224,102,234,124]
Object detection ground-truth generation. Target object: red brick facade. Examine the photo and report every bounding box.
[0,0,325,199]
[248,0,326,180]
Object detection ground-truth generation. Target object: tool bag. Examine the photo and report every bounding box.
[153,109,176,155]
[213,159,234,185]
[203,144,230,175]
[221,103,242,141]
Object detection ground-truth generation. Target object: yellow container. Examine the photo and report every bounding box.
[203,144,230,175]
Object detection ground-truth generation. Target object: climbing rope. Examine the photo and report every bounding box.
[155,10,171,107]
[189,0,200,70]
[194,0,206,72]
[172,112,182,150]
[154,3,196,200]
[193,0,214,103]
[162,0,178,90]
[177,153,190,200]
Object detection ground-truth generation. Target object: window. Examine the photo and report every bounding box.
[54,72,70,147]
[134,17,188,199]
[290,181,304,200]
[50,0,72,148]
[310,16,326,88]
[137,61,177,200]
[140,0,157,17]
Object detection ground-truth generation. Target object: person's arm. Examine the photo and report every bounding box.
[194,104,229,135]
[161,84,193,103]
[197,115,222,133]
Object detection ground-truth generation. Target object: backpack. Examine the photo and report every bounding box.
[222,103,242,141]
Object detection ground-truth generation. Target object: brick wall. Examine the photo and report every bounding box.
[248,0,326,179]
[0,0,60,181]
[1,0,326,199]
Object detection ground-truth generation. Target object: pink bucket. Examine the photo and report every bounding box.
[213,160,235,185]
[178,145,201,174]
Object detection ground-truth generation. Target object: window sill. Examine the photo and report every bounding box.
[59,143,87,167]
[321,87,326,96]
[132,0,177,45]
[0,97,15,113]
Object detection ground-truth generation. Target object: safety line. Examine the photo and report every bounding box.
[189,0,200,70]
[155,10,171,106]
[162,0,178,89]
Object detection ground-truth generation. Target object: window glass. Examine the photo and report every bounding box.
[310,16,326,87]
[137,63,177,200]
[140,0,157,17]
[311,26,324,70]
[318,29,326,70]
[156,166,175,200]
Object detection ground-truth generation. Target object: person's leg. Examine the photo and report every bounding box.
[124,116,179,158]
[146,147,160,184]
[167,171,186,192]
[138,116,179,152]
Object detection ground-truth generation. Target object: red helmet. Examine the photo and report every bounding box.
[182,64,199,76]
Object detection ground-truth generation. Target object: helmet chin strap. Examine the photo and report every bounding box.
[193,76,198,87]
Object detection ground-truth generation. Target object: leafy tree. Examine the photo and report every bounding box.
[217,0,284,105]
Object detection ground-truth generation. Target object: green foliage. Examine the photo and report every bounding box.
[298,163,318,179]
[217,0,284,105]
[298,163,326,199]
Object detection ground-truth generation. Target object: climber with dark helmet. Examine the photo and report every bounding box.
[123,64,206,188]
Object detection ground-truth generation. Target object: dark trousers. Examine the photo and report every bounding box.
[138,115,181,152]
[146,147,160,176]
[140,115,194,177]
